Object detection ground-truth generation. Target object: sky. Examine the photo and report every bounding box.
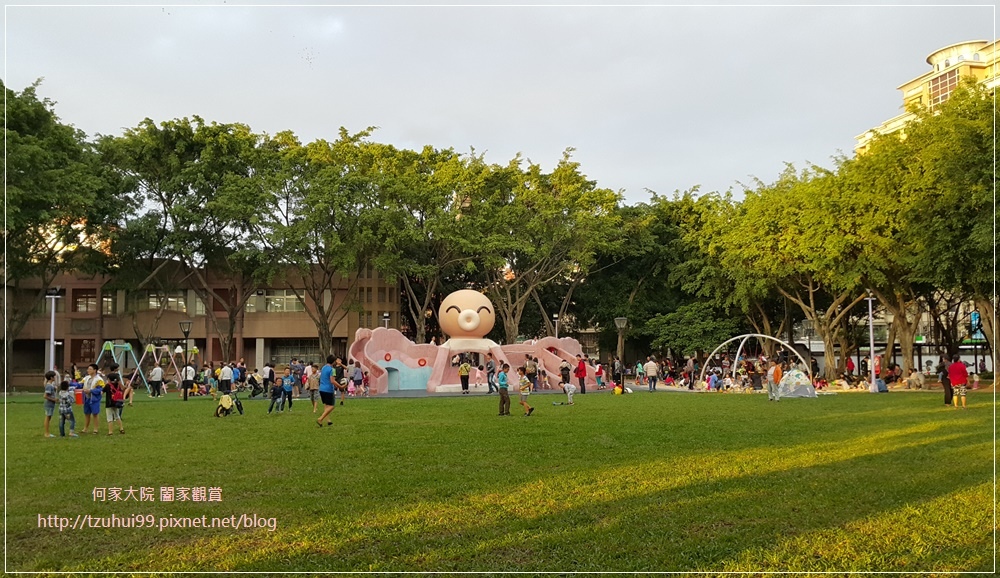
[4,1,995,204]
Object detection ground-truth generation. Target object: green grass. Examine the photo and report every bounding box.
[4,389,995,573]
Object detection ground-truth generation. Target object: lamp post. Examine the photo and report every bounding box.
[865,291,877,393]
[179,320,192,401]
[614,317,628,369]
[382,312,390,329]
[46,287,62,377]
[553,313,560,339]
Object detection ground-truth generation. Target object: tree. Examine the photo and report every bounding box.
[467,150,621,343]
[240,128,390,357]
[895,80,997,358]
[2,80,119,382]
[375,145,477,344]
[101,116,273,361]
[713,165,868,379]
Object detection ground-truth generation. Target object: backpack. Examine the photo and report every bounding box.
[109,380,124,405]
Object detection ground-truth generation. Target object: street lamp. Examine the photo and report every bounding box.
[382,312,390,329]
[865,291,877,393]
[179,320,192,401]
[614,317,628,368]
[45,287,62,376]
[553,313,560,339]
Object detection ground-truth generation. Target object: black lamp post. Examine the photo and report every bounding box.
[179,320,192,401]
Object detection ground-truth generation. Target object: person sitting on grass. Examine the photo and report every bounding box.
[43,371,58,438]
[58,381,78,437]
[517,366,534,417]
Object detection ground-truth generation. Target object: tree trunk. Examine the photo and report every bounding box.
[972,294,995,364]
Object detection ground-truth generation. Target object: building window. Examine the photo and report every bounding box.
[928,69,959,108]
[270,338,321,365]
[366,287,373,303]
[127,290,187,313]
[195,298,206,316]
[264,289,304,313]
[73,289,97,312]
[245,299,256,313]
[378,287,386,303]
[957,55,965,62]
[102,295,116,315]
[71,339,97,365]
[973,53,981,61]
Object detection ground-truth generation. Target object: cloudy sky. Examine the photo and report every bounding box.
[4,1,995,204]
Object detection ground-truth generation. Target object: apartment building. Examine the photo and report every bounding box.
[855,39,999,153]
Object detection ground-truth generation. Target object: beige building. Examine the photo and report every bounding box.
[7,263,401,389]
[855,39,999,153]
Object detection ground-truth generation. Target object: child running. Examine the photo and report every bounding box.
[517,366,535,417]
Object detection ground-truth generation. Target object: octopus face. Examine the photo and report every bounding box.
[438,290,496,339]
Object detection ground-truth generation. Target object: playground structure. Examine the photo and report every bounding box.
[349,289,599,394]
[699,333,813,386]
[94,341,200,394]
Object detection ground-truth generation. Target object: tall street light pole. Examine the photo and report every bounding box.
[46,287,62,376]
[614,317,628,368]
[865,291,877,393]
[553,313,559,339]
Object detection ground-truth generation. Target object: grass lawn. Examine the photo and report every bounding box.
[4,388,995,573]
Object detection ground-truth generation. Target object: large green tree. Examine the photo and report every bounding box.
[3,80,119,381]
[466,151,621,343]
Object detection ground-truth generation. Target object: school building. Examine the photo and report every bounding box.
[6,261,401,389]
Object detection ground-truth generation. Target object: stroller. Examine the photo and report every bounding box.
[214,390,244,417]
[246,374,265,398]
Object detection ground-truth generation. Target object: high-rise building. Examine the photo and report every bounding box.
[855,39,999,154]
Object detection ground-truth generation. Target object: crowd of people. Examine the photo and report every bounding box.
[42,347,987,436]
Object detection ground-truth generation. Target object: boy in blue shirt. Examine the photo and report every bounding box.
[280,367,295,411]
[497,363,511,416]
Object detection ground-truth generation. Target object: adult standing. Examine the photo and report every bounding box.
[947,354,969,409]
[936,356,952,406]
[685,356,695,385]
[81,364,104,435]
[316,355,337,427]
[574,354,587,395]
[524,355,538,393]
[148,364,163,398]
[219,363,233,394]
[613,356,623,389]
[181,363,196,401]
[290,358,305,398]
[485,353,497,394]
[644,357,659,392]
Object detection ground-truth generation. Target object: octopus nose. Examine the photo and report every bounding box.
[458,309,481,332]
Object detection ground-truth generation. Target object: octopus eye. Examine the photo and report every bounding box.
[446,305,460,313]
[476,306,492,314]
